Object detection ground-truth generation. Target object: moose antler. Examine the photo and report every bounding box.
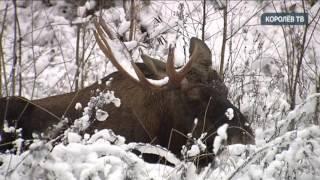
[94,18,199,90]
[166,45,199,86]
[94,20,168,90]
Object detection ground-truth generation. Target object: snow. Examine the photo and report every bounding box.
[217,124,229,140]
[118,21,130,35]
[3,120,16,133]
[67,132,82,143]
[194,118,198,125]
[75,102,82,110]
[73,114,90,131]
[213,136,222,155]
[95,109,109,121]
[85,0,96,10]
[225,108,234,120]
[77,6,87,17]
[127,143,180,166]
[182,132,207,159]
[187,145,200,157]
[123,40,138,51]
[213,124,229,155]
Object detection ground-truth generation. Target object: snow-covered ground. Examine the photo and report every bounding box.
[0,0,320,179]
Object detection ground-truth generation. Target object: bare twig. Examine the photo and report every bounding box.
[0,3,9,97]
[129,0,136,41]
[11,0,18,96]
[16,8,22,96]
[74,24,81,91]
[290,0,309,110]
[219,0,228,79]
[201,0,206,41]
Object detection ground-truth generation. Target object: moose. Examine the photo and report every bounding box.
[0,21,254,161]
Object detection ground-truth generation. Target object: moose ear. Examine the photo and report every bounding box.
[189,37,212,68]
[141,54,166,78]
[188,38,213,83]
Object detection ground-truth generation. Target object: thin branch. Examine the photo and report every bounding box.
[74,24,81,91]
[11,0,18,96]
[219,0,228,79]
[129,0,136,41]
[0,3,9,97]
[201,0,206,41]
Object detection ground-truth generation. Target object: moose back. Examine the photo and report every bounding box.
[0,28,253,156]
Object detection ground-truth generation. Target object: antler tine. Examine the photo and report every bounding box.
[96,17,115,40]
[94,20,166,90]
[166,43,198,86]
[175,42,199,81]
[94,23,138,84]
[131,62,167,90]
[166,45,180,86]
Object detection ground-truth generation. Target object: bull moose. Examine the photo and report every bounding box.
[0,21,253,160]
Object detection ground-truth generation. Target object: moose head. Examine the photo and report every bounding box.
[0,21,254,161]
